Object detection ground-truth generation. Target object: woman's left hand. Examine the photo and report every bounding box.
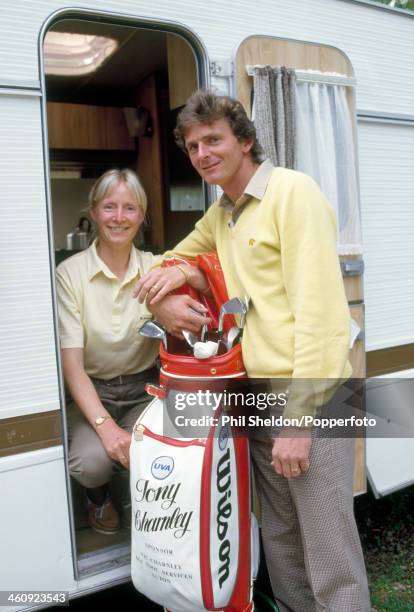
[133,265,208,304]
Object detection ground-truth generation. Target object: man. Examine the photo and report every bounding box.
[135,90,371,611]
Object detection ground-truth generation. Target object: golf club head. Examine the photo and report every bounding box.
[225,325,241,350]
[139,320,167,350]
[239,295,250,329]
[218,297,248,335]
[182,329,198,348]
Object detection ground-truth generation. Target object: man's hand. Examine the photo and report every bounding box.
[148,294,211,337]
[97,421,132,469]
[271,426,312,479]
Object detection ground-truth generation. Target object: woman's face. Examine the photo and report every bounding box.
[91,181,144,250]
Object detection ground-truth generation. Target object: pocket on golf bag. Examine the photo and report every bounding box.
[130,397,254,612]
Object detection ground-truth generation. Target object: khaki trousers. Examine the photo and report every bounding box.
[67,370,157,489]
[250,435,371,612]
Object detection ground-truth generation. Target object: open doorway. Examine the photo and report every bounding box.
[43,13,206,578]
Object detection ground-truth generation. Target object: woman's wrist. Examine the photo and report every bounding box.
[177,264,209,293]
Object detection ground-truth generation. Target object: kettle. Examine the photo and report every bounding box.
[66,217,92,250]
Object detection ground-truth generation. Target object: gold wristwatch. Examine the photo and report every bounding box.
[95,416,112,427]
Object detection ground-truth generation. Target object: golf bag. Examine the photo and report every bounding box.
[130,253,257,612]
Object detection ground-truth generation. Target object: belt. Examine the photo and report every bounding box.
[91,367,158,387]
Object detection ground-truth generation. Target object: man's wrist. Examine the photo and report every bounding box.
[185,265,209,293]
[280,425,312,436]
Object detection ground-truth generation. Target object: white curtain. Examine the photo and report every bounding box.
[295,81,363,255]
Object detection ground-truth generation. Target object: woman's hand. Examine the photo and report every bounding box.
[96,420,132,469]
[61,349,133,468]
[133,264,209,305]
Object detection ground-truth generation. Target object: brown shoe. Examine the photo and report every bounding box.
[85,494,121,535]
[121,502,132,530]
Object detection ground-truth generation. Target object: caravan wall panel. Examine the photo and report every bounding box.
[0,94,60,419]
[0,0,413,117]
[358,120,414,351]
[0,446,75,591]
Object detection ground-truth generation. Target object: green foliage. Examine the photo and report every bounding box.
[369,558,414,611]
[374,0,414,10]
[354,486,414,612]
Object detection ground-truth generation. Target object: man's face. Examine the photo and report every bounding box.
[184,118,253,190]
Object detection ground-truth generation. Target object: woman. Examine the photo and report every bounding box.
[56,168,208,535]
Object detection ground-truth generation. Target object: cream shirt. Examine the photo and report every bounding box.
[56,240,160,379]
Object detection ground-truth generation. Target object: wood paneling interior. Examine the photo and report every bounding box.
[167,34,198,110]
[235,36,354,116]
[47,102,135,150]
[0,411,62,458]
[367,344,414,377]
[340,255,364,303]
[349,304,366,379]
[343,273,363,304]
[353,436,366,495]
[349,303,366,494]
[134,74,166,251]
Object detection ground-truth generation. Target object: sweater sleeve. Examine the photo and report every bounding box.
[276,173,351,420]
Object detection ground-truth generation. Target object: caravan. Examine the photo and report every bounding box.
[1,0,413,607]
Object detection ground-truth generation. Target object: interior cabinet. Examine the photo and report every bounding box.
[47,102,135,150]
[167,34,197,110]
[133,73,166,252]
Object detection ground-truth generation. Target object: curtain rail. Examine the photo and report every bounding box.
[246,66,356,88]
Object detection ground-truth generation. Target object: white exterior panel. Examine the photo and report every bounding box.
[366,371,414,497]
[0,447,75,591]
[0,0,413,115]
[0,93,60,418]
[358,119,414,351]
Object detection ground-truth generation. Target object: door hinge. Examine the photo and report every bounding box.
[210,60,234,78]
[340,259,365,277]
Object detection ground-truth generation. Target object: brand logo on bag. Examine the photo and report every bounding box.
[218,422,229,450]
[216,446,232,588]
[151,456,174,480]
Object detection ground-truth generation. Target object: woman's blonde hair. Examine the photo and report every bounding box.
[88,168,147,215]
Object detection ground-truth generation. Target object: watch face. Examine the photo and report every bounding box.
[95,417,106,426]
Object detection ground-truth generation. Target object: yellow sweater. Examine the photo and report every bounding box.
[167,166,352,418]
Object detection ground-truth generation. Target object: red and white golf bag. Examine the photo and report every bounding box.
[130,253,258,612]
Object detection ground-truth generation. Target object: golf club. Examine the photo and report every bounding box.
[218,297,248,338]
[225,325,241,351]
[182,329,198,348]
[239,295,250,330]
[139,320,168,350]
[201,323,208,342]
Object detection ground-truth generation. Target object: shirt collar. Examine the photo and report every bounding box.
[219,159,275,212]
[87,239,140,283]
